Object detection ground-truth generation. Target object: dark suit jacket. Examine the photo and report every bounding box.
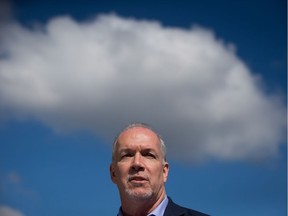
[163,197,209,216]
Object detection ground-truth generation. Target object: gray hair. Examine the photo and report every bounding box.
[112,123,167,163]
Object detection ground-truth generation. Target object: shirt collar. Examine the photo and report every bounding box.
[117,196,168,216]
[148,196,168,216]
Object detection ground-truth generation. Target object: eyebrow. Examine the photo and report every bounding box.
[119,147,134,151]
[141,148,157,153]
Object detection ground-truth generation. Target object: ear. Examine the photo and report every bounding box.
[162,162,169,183]
[110,163,117,184]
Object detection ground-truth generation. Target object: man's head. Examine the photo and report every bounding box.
[110,123,169,202]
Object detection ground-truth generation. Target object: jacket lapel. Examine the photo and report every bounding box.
[163,197,186,216]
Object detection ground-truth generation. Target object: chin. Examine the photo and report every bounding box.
[125,188,153,200]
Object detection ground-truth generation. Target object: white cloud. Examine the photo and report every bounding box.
[0,206,25,216]
[0,14,285,162]
[1,171,37,199]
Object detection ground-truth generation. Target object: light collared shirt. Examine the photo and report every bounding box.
[117,196,169,216]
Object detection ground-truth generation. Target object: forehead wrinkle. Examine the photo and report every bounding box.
[118,133,160,151]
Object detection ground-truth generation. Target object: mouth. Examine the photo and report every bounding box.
[128,176,148,184]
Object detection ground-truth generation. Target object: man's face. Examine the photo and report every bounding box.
[110,127,169,201]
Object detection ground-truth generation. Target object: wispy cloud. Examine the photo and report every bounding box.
[0,206,25,216]
[1,171,37,200]
[0,14,285,162]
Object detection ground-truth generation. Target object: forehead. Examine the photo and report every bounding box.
[116,127,160,150]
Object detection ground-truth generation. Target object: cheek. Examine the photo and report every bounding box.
[116,164,129,179]
[149,165,165,179]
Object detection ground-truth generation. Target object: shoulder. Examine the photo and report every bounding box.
[164,197,209,216]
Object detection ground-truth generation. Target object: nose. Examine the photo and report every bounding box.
[131,153,144,172]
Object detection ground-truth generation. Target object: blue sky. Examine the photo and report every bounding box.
[0,0,286,216]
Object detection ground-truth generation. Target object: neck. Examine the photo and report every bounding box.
[120,191,166,216]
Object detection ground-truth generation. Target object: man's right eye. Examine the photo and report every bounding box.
[121,153,132,159]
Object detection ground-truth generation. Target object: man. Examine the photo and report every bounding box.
[110,123,209,216]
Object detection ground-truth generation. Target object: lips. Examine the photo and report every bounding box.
[128,176,148,183]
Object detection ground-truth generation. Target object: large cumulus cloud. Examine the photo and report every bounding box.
[0,14,285,161]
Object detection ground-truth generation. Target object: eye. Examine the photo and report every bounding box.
[120,153,133,159]
[144,152,156,159]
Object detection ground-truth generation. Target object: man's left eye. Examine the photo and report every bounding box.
[145,153,156,158]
